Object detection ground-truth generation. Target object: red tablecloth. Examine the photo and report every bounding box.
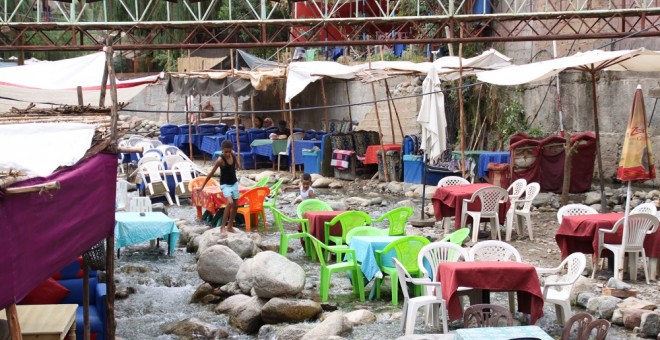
[555,213,660,263]
[437,262,544,324]
[191,185,249,219]
[304,210,346,243]
[431,183,508,227]
[364,144,402,164]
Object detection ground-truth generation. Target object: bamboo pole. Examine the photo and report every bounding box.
[320,79,329,130]
[250,96,256,128]
[166,93,171,123]
[99,60,108,107]
[289,102,296,178]
[383,79,396,144]
[4,181,60,194]
[77,86,83,106]
[5,304,21,340]
[458,29,466,178]
[104,41,117,340]
[344,81,353,131]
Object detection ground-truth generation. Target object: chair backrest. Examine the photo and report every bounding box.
[308,234,332,267]
[296,199,332,219]
[468,240,522,262]
[618,213,660,250]
[561,312,594,340]
[517,182,540,212]
[163,154,185,170]
[240,187,271,211]
[542,252,586,300]
[631,202,658,215]
[139,161,165,184]
[163,146,180,156]
[346,226,384,244]
[129,197,152,213]
[331,211,372,241]
[440,228,471,246]
[392,258,415,301]
[269,179,285,199]
[557,204,598,224]
[138,155,161,167]
[469,187,509,214]
[506,178,527,199]
[143,148,163,159]
[381,236,431,272]
[150,140,163,148]
[172,161,196,182]
[116,180,128,210]
[136,141,154,153]
[418,242,469,280]
[252,176,270,188]
[127,136,146,147]
[438,176,470,187]
[463,304,513,328]
[379,207,413,236]
[582,319,611,340]
[188,177,219,191]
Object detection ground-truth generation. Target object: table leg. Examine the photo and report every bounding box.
[481,289,491,304]
[69,318,77,340]
[168,234,171,256]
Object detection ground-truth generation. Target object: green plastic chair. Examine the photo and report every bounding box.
[268,206,311,257]
[345,226,385,245]
[296,198,333,219]
[375,206,413,236]
[309,235,365,302]
[263,179,285,210]
[324,210,372,249]
[440,228,471,246]
[249,176,270,188]
[375,235,431,305]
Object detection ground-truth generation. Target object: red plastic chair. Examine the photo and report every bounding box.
[237,187,270,231]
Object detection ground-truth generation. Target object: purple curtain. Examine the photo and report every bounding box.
[0,153,116,309]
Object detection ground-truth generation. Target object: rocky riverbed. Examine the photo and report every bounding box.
[114,168,660,339]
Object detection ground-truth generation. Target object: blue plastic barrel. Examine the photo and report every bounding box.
[473,0,492,14]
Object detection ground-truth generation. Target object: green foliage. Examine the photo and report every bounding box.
[496,98,527,140]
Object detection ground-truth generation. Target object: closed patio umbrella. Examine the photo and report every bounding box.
[477,48,660,211]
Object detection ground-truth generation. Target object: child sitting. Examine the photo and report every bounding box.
[284,173,316,204]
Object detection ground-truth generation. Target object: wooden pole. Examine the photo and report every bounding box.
[5,304,21,340]
[344,81,353,131]
[166,93,171,123]
[77,86,84,106]
[320,79,329,130]
[458,29,466,178]
[234,95,241,164]
[561,132,579,206]
[188,97,194,161]
[250,96,256,128]
[104,41,117,340]
[591,72,607,212]
[99,60,108,107]
[289,102,296,178]
[383,79,397,144]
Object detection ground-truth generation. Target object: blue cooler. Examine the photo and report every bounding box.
[302,149,321,174]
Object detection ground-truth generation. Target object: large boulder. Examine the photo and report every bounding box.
[161,317,228,339]
[260,298,322,324]
[190,282,215,304]
[214,294,251,314]
[235,251,305,298]
[228,296,267,334]
[617,297,657,311]
[197,245,243,285]
[569,276,596,304]
[197,228,260,258]
[303,312,352,338]
[344,309,377,325]
[586,296,621,319]
[641,312,660,338]
[623,308,653,330]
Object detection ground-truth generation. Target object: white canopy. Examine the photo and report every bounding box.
[285,49,512,102]
[477,48,660,86]
[417,66,447,163]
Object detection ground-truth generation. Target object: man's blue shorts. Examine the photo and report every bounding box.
[220,182,240,200]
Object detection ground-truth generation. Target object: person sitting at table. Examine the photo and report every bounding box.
[284,173,316,204]
[263,117,274,129]
[253,116,264,129]
[197,139,241,235]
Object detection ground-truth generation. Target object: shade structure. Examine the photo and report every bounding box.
[417,66,447,163]
[617,85,655,182]
[476,48,660,211]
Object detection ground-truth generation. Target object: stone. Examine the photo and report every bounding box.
[641,312,660,338]
[217,281,243,297]
[617,297,657,311]
[344,309,377,325]
[327,200,347,211]
[387,182,404,193]
[586,295,622,319]
[329,181,344,189]
[623,308,653,329]
[161,317,228,339]
[345,196,370,207]
[240,177,257,187]
[229,296,267,334]
[255,171,276,182]
[197,245,243,285]
[612,308,624,325]
[312,177,333,188]
[570,276,596,304]
[532,192,553,207]
[261,298,322,324]
[370,197,383,205]
[235,251,306,298]
[216,233,260,258]
[214,294,251,314]
[190,282,215,304]
[304,312,352,338]
[607,277,632,290]
[275,324,316,340]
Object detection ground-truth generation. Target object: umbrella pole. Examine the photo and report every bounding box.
[321,79,329,131]
[458,32,467,179]
[421,152,427,219]
[345,81,353,131]
[620,180,632,280]
[371,81,390,182]
[591,72,607,212]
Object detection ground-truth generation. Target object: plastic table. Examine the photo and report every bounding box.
[455,326,553,340]
[115,212,179,255]
[431,183,508,228]
[348,235,402,281]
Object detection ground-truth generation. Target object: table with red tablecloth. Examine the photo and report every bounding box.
[191,185,249,219]
[301,210,346,245]
[431,183,509,228]
[437,262,544,324]
[364,144,402,165]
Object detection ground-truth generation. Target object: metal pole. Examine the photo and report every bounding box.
[591,72,607,212]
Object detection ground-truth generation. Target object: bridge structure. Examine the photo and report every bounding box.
[0,0,659,51]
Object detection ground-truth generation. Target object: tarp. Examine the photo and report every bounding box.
[570,133,597,193]
[166,75,259,97]
[0,153,116,310]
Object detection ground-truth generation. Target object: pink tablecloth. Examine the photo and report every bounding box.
[431,183,508,227]
[304,210,346,243]
[555,213,660,262]
[364,144,402,165]
[437,262,544,324]
[191,185,249,219]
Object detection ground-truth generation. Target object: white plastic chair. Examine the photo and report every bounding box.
[557,204,598,224]
[509,183,541,241]
[591,213,659,284]
[129,196,152,213]
[137,155,161,167]
[136,141,155,160]
[171,161,197,206]
[163,146,180,156]
[162,154,185,170]
[116,180,128,211]
[150,140,163,148]
[504,179,527,240]
[143,148,163,160]
[277,132,304,172]
[393,258,448,335]
[468,240,522,313]
[461,186,509,242]
[127,136,146,147]
[139,161,173,205]
[631,202,657,215]
[536,252,586,325]
[437,176,470,188]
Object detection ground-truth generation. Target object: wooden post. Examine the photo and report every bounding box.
[5,304,22,340]
[234,95,241,164]
[383,79,397,144]
[591,72,607,212]
[99,60,108,107]
[250,96,256,128]
[77,86,84,106]
[561,132,579,206]
[188,96,194,161]
[289,102,296,177]
[320,79,329,130]
[166,93,171,123]
[344,81,353,131]
[458,30,466,179]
